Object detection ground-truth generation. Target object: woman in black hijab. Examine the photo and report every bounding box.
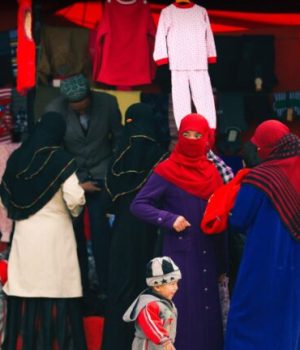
[0,112,87,350]
[102,103,167,350]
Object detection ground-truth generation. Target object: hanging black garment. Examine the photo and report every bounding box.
[0,112,76,220]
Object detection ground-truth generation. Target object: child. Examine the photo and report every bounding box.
[123,257,181,350]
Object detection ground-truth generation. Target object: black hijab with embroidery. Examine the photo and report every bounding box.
[0,112,77,220]
[105,103,166,201]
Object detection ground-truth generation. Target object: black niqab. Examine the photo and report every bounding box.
[0,112,77,220]
[105,103,166,201]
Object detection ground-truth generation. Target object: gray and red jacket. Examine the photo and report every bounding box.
[123,291,177,350]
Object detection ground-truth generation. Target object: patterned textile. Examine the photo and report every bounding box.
[208,150,234,184]
[0,89,13,144]
[60,74,89,102]
[153,4,216,70]
[154,4,217,129]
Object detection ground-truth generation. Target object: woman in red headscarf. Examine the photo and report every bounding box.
[224,120,300,350]
[130,114,227,350]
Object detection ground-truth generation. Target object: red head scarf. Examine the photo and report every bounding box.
[251,120,290,160]
[154,114,222,199]
[245,120,300,241]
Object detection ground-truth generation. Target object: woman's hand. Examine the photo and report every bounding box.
[80,181,101,193]
[173,216,191,232]
[163,341,176,350]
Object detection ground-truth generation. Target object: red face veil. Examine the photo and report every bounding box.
[154,113,223,200]
[176,113,210,158]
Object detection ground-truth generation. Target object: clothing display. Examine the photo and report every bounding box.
[17,0,35,94]
[38,25,90,84]
[0,89,13,144]
[273,91,300,120]
[90,0,156,86]
[123,290,178,350]
[217,93,248,134]
[210,35,276,93]
[154,3,217,129]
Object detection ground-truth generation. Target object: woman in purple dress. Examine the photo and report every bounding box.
[130,113,227,350]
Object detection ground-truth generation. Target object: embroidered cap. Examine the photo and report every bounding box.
[60,74,89,102]
[146,256,181,287]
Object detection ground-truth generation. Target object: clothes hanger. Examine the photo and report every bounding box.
[107,0,147,4]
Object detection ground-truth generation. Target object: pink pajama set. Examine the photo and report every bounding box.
[154,3,217,130]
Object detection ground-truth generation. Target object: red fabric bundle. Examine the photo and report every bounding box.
[17,0,36,95]
[201,168,250,234]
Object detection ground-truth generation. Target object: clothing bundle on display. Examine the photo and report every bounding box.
[17,0,36,94]
[0,89,13,144]
[89,0,156,87]
[38,25,90,84]
[210,35,276,93]
[154,3,217,129]
[273,91,300,121]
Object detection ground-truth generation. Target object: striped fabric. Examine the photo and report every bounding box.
[244,134,300,241]
[0,88,13,144]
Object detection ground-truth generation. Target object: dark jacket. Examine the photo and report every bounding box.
[45,91,122,181]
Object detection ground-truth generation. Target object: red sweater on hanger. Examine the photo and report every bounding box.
[89,0,156,87]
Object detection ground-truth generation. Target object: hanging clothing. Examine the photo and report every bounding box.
[154,3,217,129]
[102,104,166,350]
[17,0,36,94]
[0,89,13,144]
[38,25,90,84]
[90,0,156,86]
[225,121,300,350]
